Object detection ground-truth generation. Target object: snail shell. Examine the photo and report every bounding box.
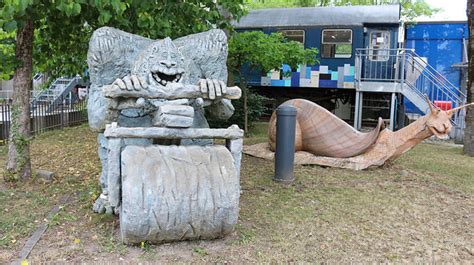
[268,99,384,158]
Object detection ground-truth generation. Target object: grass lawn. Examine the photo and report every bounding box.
[0,122,473,263]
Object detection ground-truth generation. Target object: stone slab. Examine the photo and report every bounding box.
[152,114,194,128]
[120,145,240,244]
[157,104,194,117]
[36,170,55,182]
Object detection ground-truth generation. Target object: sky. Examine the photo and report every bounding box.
[418,0,467,21]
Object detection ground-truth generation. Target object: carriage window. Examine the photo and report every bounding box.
[321,29,352,58]
[278,30,305,44]
[369,31,390,61]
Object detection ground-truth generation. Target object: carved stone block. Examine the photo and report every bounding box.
[120,145,240,243]
[152,105,195,128]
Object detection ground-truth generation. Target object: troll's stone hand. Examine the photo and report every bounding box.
[199,79,227,100]
[112,75,148,91]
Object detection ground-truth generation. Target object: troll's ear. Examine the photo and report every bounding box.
[425,95,436,114]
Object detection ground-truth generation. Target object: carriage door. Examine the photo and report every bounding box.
[364,29,393,80]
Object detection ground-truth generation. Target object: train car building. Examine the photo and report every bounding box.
[234,4,467,140]
[404,21,468,114]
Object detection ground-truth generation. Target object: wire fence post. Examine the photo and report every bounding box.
[60,95,64,129]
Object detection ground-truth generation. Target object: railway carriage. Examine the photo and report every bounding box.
[234,4,467,140]
[234,5,402,127]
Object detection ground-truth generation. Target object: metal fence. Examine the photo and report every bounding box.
[0,95,88,144]
[355,48,468,140]
[355,48,466,106]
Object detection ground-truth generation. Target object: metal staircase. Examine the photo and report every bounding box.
[402,50,466,138]
[31,76,82,112]
[355,48,467,139]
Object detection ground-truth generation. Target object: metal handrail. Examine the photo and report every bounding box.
[355,48,459,89]
[355,48,466,127]
[403,53,464,104]
[404,60,460,101]
[30,76,81,111]
[404,52,465,101]
[406,51,462,93]
[355,48,464,101]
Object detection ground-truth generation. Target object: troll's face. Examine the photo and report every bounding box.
[132,37,185,88]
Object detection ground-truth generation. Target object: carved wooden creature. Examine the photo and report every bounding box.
[262,98,473,170]
[268,99,385,158]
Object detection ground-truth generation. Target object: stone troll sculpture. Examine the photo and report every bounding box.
[87,27,243,243]
[244,98,472,170]
[88,27,235,214]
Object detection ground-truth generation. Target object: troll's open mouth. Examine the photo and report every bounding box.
[152,71,182,86]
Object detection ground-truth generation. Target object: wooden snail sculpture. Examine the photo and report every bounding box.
[267,97,473,170]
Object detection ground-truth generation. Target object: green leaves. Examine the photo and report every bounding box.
[0,29,17,79]
[228,31,319,75]
[0,0,245,79]
[110,0,121,13]
[73,3,82,15]
[55,1,83,17]
[18,0,33,12]
[400,0,440,21]
[244,0,439,21]
[98,10,112,24]
[3,21,17,32]
[0,0,33,32]
[227,31,319,130]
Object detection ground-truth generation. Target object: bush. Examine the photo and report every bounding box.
[207,88,267,130]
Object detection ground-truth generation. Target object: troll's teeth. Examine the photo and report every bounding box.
[153,73,161,82]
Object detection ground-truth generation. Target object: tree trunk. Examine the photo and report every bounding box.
[6,20,34,180]
[465,0,474,155]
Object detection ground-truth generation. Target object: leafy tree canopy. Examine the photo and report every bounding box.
[0,0,246,181]
[228,31,318,76]
[227,31,318,131]
[0,29,16,79]
[244,0,439,21]
[0,0,246,79]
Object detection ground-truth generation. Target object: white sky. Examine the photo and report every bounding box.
[417,0,467,21]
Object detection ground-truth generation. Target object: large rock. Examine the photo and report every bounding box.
[120,144,240,244]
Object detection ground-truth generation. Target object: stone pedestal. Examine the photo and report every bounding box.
[120,145,240,244]
[104,123,244,244]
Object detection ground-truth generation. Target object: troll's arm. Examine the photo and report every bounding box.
[175,29,235,120]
